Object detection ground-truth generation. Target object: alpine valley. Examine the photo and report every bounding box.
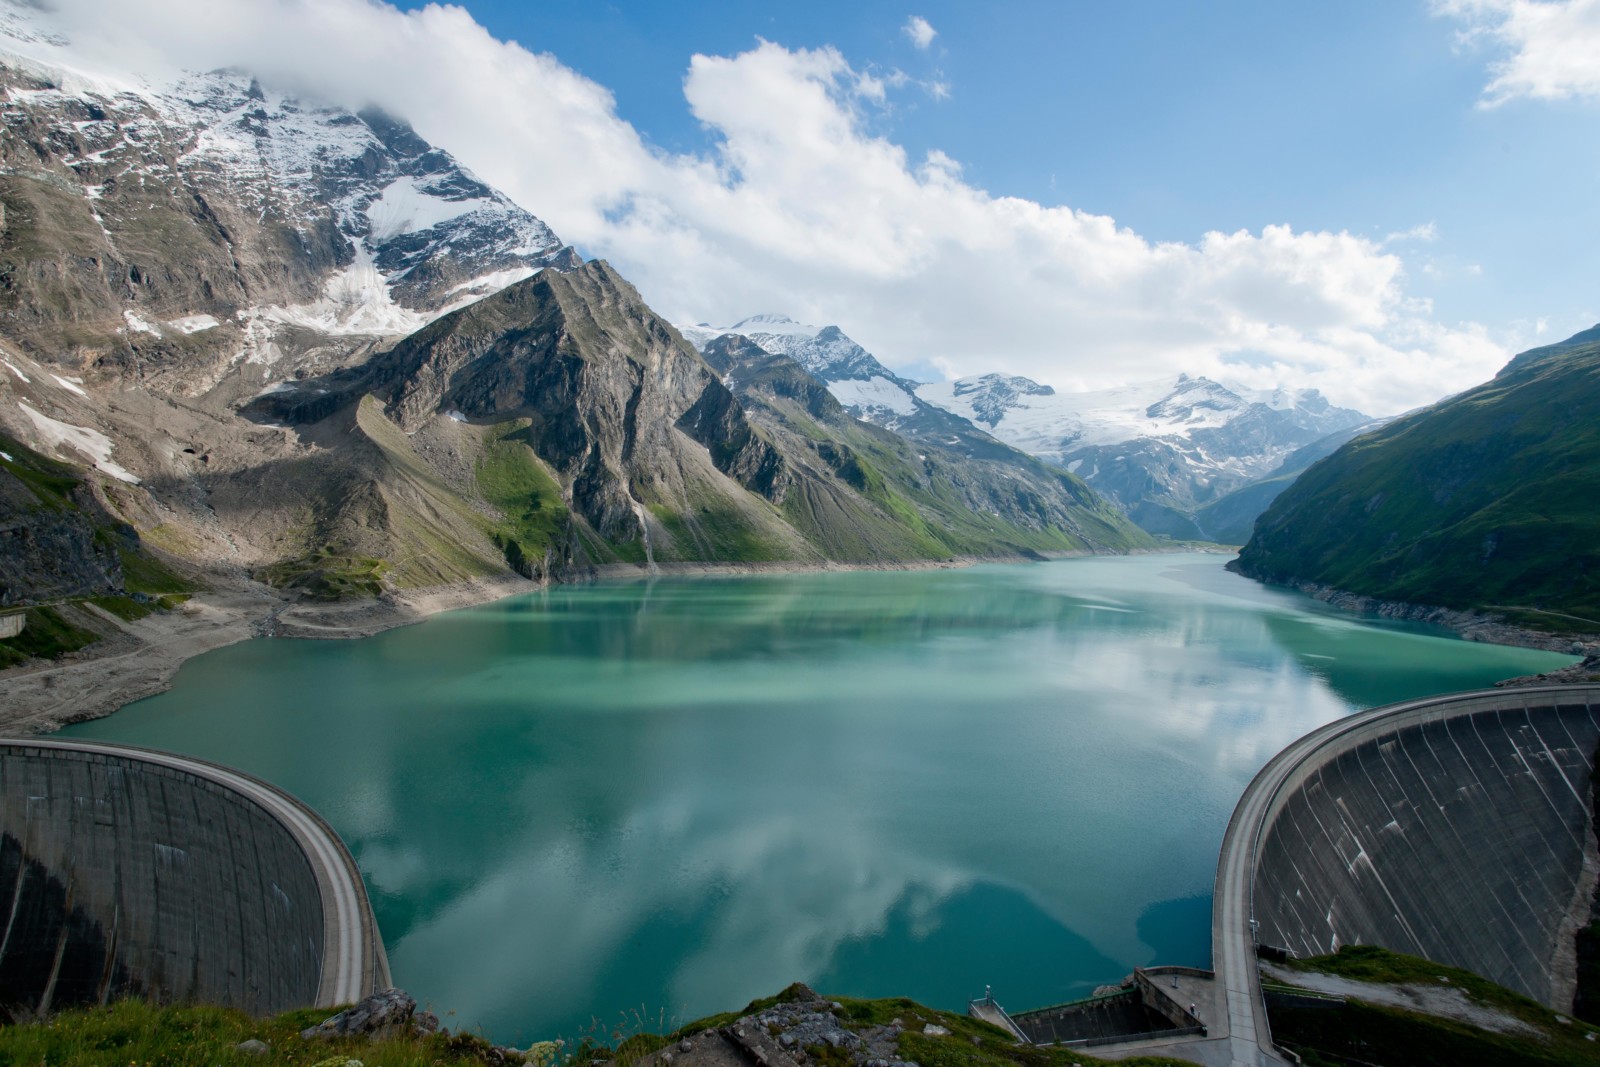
[0,2,1159,674]
[679,316,1379,542]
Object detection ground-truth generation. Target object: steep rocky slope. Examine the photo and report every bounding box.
[701,334,1149,559]
[0,11,576,396]
[251,265,1150,572]
[1232,328,1600,628]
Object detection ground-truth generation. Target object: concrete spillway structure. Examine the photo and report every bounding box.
[0,739,390,1018]
[1250,686,1600,1010]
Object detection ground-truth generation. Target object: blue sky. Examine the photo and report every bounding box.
[409,0,1596,351]
[42,0,1600,413]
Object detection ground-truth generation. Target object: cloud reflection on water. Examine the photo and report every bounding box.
[62,556,1576,1042]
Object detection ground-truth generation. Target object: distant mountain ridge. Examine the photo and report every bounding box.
[1232,327,1600,630]
[0,1,1151,628]
[682,312,1373,541]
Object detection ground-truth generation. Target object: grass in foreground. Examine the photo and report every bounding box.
[1277,945,1600,1066]
[0,990,1198,1067]
[650,986,1194,1067]
[0,1000,538,1066]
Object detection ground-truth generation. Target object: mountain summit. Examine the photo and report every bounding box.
[0,6,576,386]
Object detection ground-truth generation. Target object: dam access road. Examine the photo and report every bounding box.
[0,738,390,1015]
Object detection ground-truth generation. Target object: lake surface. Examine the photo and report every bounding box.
[65,555,1573,1044]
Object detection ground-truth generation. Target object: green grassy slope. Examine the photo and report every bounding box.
[1233,332,1600,626]
[1270,945,1600,1066]
[0,434,190,664]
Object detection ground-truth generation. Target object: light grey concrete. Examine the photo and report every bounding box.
[0,738,389,1015]
[968,998,1028,1042]
[1212,685,1600,1066]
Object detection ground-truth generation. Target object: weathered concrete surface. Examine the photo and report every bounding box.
[0,739,389,1016]
[1207,685,1600,1066]
[1252,689,1600,1008]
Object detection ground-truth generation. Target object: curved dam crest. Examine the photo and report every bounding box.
[1251,689,1600,1008]
[0,739,390,1017]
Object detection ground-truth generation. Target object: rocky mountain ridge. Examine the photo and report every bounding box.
[683,311,1373,541]
[0,4,576,397]
[0,1,1147,663]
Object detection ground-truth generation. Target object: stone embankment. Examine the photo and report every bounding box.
[1282,580,1599,654]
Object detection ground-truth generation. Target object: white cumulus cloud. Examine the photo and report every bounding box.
[1435,0,1600,103]
[13,0,1515,416]
[903,15,938,50]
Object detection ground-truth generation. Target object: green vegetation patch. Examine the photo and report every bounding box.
[1289,945,1545,1017]
[1278,946,1600,1066]
[475,422,573,573]
[88,595,155,622]
[1235,338,1600,625]
[0,432,83,511]
[650,501,791,563]
[257,550,391,601]
[118,543,190,596]
[0,606,101,668]
[0,998,543,1067]
[1272,999,1599,1067]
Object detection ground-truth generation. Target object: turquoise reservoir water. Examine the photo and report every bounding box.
[65,556,1572,1043]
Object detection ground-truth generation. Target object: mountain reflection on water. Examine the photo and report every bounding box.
[65,555,1574,1043]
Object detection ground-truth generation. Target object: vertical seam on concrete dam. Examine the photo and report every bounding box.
[1213,684,1600,1067]
[0,738,390,1016]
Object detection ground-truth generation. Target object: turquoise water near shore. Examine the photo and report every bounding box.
[65,555,1572,1043]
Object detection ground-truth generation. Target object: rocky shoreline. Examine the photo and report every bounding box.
[6,550,1587,736]
[1267,579,1600,656]
[0,550,1089,735]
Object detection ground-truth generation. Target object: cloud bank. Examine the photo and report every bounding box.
[17,0,1521,415]
[1436,0,1600,104]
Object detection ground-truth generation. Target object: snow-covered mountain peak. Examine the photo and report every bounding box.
[0,0,576,344]
[728,313,822,338]
[947,373,1057,427]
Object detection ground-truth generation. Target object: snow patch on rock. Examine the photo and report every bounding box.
[17,401,139,482]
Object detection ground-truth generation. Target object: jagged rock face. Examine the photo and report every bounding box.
[950,373,1056,428]
[705,334,1151,556]
[0,43,574,383]
[266,262,790,542]
[703,334,840,421]
[0,438,124,605]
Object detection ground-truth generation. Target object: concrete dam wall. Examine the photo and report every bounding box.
[0,739,389,1017]
[1251,688,1600,1008]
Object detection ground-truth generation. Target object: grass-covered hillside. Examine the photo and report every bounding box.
[1232,328,1600,629]
[0,988,1195,1067]
[1268,945,1600,1066]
